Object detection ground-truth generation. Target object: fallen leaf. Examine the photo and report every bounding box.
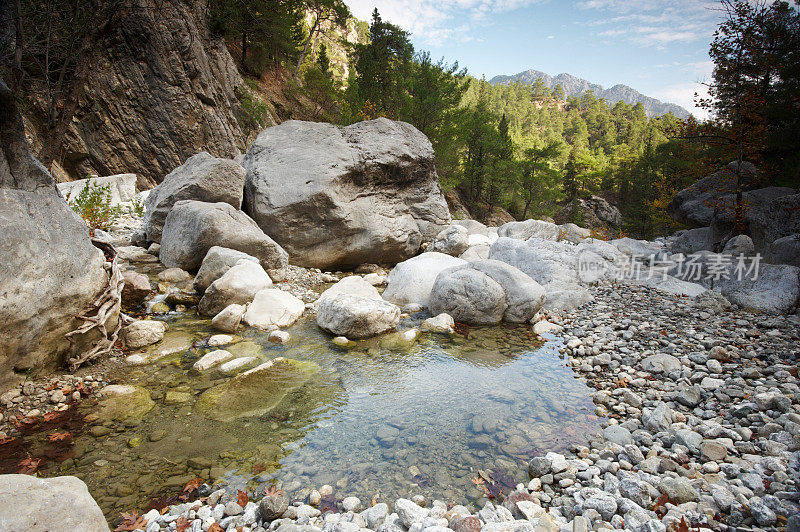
[47,431,73,442]
[114,511,148,531]
[175,516,191,532]
[18,457,44,475]
[236,489,249,507]
[208,523,224,532]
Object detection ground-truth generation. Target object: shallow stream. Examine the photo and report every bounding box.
[9,310,601,518]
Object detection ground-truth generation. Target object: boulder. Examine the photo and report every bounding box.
[316,295,401,339]
[766,234,800,267]
[541,282,593,312]
[558,223,592,243]
[720,263,800,314]
[453,219,489,236]
[243,289,305,328]
[667,161,759,226]
[722,234,755,256]
[382,252,467,308]
[121,271,151,309]
[57,173,137,204]
[671,227,712,255]
[96,384,155,421]
[459,243,491,261]
[198,261,272,316]
[194,246,260,294]
[316,275,381,307]
[421,313,455,333]
[211,304,245,333]
[193,349,235,372]
[121,320,167,349]
[429,267,507,325]
[709,188,799,249]
[489,237,620,286]
[497,219,560,241]
[428,225,469,256]
[242,118,450,269]
[468,260,546,323]
[0,474,109,532]
[196,357,320,421]
[612,237,665,259]
[0,80,110,389]
[143,151,246,242]
[159,200,288,271]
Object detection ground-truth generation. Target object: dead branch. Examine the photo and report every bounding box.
[64,237,124,371]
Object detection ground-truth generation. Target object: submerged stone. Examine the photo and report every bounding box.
[196,357,320,421]
[96,385,155,421]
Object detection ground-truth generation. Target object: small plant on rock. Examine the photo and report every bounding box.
[67,177,121,231]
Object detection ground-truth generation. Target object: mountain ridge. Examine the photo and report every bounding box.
[489,69,691,119]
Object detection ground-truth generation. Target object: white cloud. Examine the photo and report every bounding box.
[579,0,722,47]
[343,0,545,45]
[652,82,712,119]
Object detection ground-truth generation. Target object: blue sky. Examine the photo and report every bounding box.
[342,0,723,117]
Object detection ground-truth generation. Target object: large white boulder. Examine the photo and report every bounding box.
[316,294,401,339]
[242,118,451,269]
[316,276,381,307]
[193,246,260,294]
[0,474,110,532]
[198,260,272,316]
[382,252,467,308]
[720,263,800,315]
[428,260,545,324]
[243,288,305,328]
[0,80,110,389]
[429,267,507,325]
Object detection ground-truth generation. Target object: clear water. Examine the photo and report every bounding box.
[17,313,601,518]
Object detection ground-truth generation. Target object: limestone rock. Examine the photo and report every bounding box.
[196,358,319,421]
[382,252,467,308]
[242,118,450,269]
[121,271,151,310]
[122,320,167,349]
[57,173,137,204]
[0,80,109,389]
[144,152,246,242]
[316,295,401,339]
[194,246,260,294]
[243,289,305,328]
[159,200,287,271]
[497,219,560,241]
[212,304,246,333]
[0,474,109,532]
[429,225,470,256]
[198,261,272,317]
[429,267,507,325]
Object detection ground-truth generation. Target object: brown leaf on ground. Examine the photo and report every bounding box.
[208,523,225,532]
[114,511,148,531]
[175,516,192,532]
[18,457,44,475]
[237,489,249,507]
[47,431,73,442]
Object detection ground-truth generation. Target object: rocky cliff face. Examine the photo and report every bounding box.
[30,0,270,189]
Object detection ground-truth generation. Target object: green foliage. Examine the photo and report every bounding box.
[67,178,120,231]
[236,81,272,128]
[209,0,304,74]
